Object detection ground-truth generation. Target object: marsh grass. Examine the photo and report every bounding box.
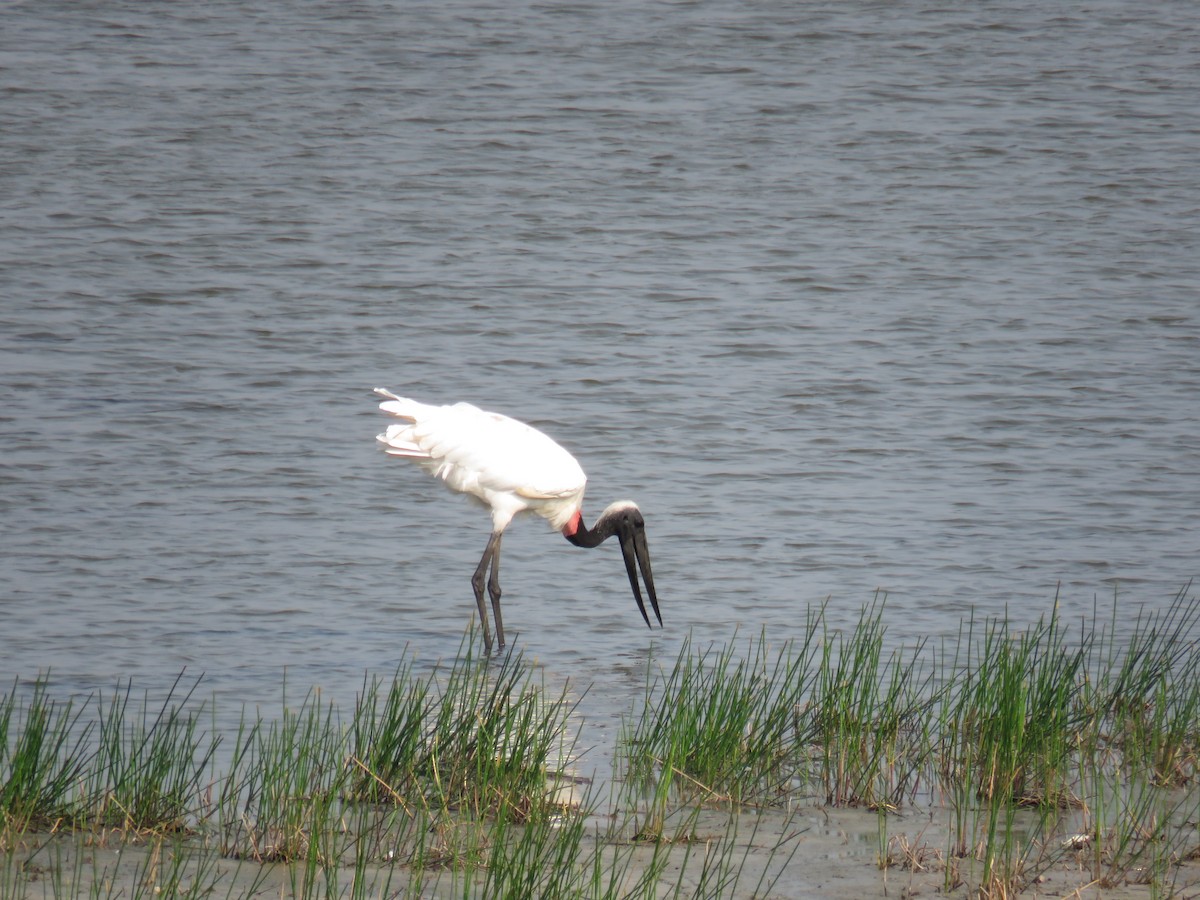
[0,679,93,833]
[413,641,581,820]
[3,588,1200,897]
[0,826,275,900]
[931,602,1090,892]
[939,603,1085,811]
[621,617,823,813]
[1071,723,1200,896]
[624,598,936,814]
[804,597,935,810]
[624,586,1200,897]
[672,808,804,899]
[1097,587,1200,788]
[348,639,583,830]
[476,803,622,898]
[217,688,346,863]
[88,673,219,832]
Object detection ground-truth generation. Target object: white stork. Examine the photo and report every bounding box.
[374,388,661,651]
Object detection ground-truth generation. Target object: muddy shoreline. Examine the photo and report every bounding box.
[7,802,1199,898]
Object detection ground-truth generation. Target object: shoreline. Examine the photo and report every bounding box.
[4,595,1198,897]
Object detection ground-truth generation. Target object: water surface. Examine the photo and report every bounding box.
[2,0,1197,771]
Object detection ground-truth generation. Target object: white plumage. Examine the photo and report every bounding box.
[374,387,661,652]
[375,390,586,533]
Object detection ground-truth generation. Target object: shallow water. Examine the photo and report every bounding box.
[2,0,1198,772]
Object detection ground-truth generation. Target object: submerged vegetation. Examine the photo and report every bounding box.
[3,587,1199,897]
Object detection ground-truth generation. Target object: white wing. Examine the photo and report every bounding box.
[375,389,587,530]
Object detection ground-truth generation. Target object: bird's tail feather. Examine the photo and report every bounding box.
[374,388,435,458]
[377,424,429,458]
[373,386,423,422]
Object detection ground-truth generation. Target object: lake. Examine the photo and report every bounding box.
[2,0,1197,777]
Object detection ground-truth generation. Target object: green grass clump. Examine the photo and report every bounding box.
[932,602,1088,891]
[217,688,345,863]
[347,638,582,823]
[1096,586,1200,786]
[803,596,933,810]
[0,678,93,832]
[624,598,934,816]
[88,673,219,832]
[622,614,826,816]
[3,588,1199,898]
[346,655,429,806]
[622,586,1200,897]
[419,642,580,819]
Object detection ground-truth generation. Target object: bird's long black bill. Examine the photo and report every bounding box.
[619,524,662,629]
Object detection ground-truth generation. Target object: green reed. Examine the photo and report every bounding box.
[1069,588,1200,893]
[623,586,1200,896]
[936,602,1085,812]
[624,599,934,815]
[347,637,581,824]
[346,656,429,805]
[217,689,346,863]
[0,678,93,832]
[931,602,1087,891]
[1096,586,1200,786]
[803,596,934,809]
[87,673,219,832]
[622,619,822,813]
[420,641,579,819]
[476,801,608,898]
[0,827,265,900]
[938,587,1200,895]
[3,587,1199,897]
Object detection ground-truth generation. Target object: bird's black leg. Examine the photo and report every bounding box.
[472,531,502,652]
[487,532,505,650]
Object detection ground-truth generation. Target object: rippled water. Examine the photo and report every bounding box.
[3,1,1198,767]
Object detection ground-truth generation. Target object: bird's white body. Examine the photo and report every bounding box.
[374,387,660,652]
[375,389,587,533]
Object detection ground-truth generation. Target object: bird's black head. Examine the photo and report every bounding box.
[566,501,661,629]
